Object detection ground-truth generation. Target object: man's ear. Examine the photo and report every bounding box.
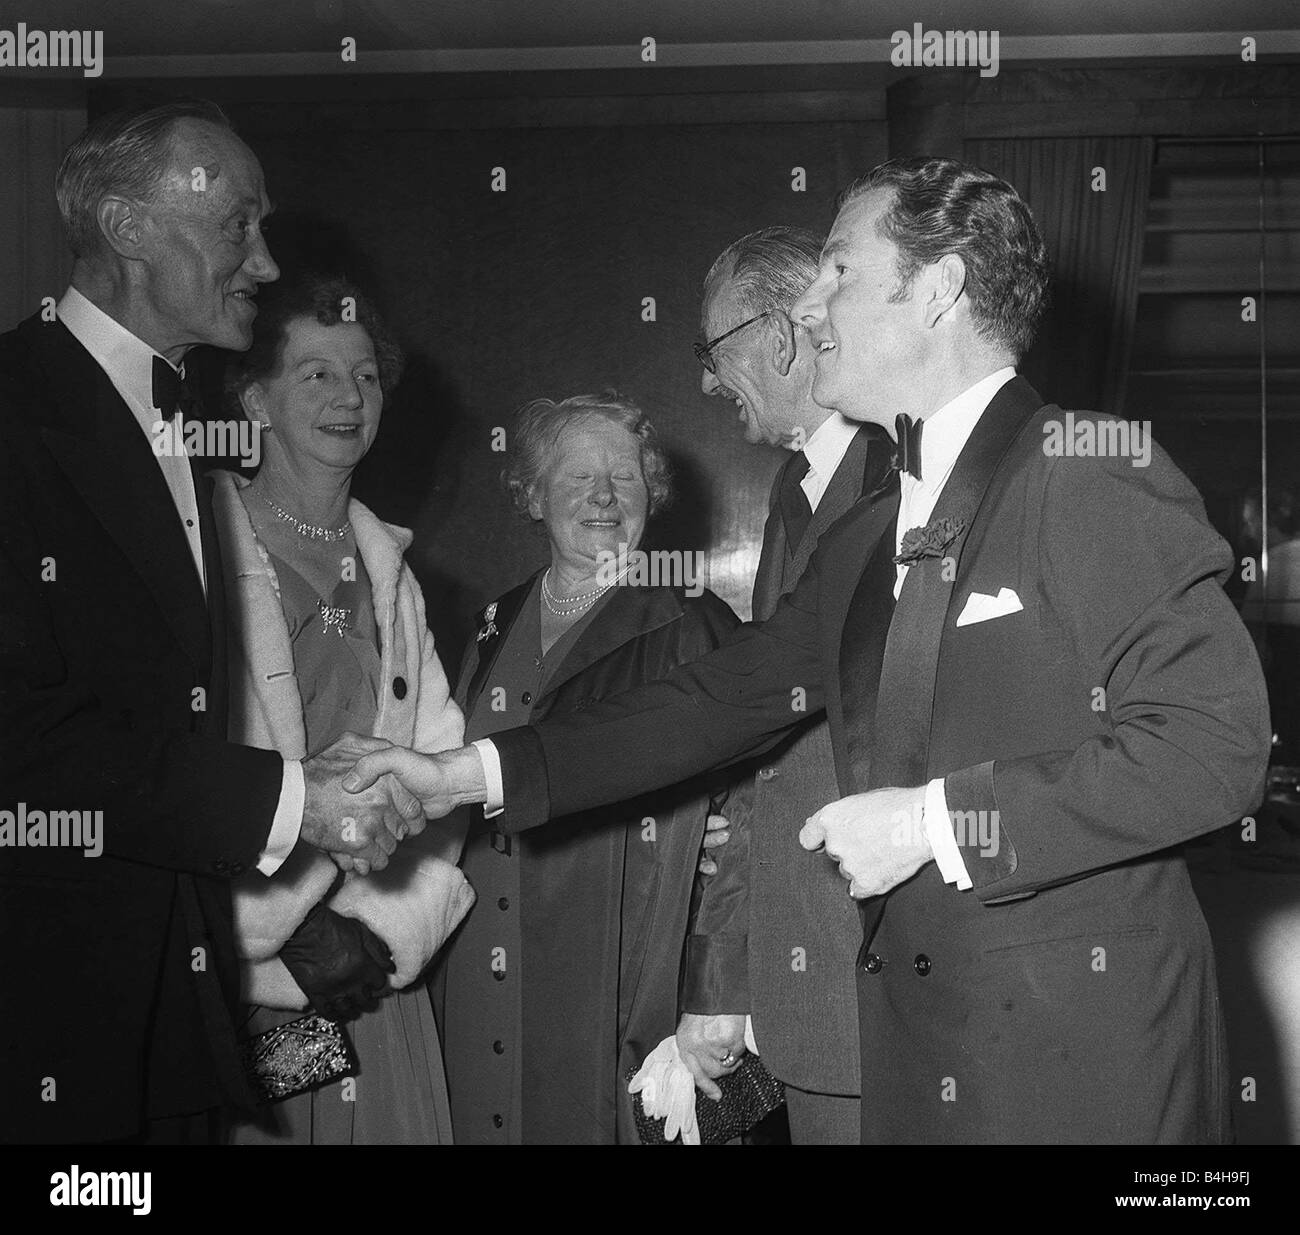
[924,254,967,328]
[96,196,145,261]
[239,381,265,420]
[525,485,543,522]
[770,312,798,377]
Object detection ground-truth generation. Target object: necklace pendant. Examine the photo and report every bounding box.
[318,599,353,639]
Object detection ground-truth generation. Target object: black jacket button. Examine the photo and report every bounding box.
[392,676,407,700]
[521,691,532,705]
[498,897,510,910]
[914,954,932,976]
[861,952,883,975]
[493,1040,505,1054]
[492,1114,503,1128]
[493,969,506,982]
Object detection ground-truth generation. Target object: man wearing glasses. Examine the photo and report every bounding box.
[676,226,891,1143]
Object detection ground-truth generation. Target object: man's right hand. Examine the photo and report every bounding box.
[301,733,425,874]
[343,744,487,820]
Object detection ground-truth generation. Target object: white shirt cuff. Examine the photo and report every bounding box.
[472,739,505,818]
[922,777,972,891]
[743,1015,760,1057]
[257,759,305,876]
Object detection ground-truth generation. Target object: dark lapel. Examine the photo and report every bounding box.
[869,376,1044,789]
[754,424,894,623]
[751,464,791,623]
[824,480,900,792]
[539,583,684,705]
[460,574,537,707]
[26,317,211,673]
[192,463,226,724]
[787,423,892,589]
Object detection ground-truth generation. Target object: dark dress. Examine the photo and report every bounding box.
[228,552,453,1145]
[436,572,739,1143]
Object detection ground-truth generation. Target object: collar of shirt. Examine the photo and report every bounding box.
[56,286,207,598]
[57,286,184,436]
[799,411,860,513]
[904,366,1016,502]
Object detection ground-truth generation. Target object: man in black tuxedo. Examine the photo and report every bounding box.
[351,158,1270,1142]
[0,100,424,1143]
[678,226,890,1142]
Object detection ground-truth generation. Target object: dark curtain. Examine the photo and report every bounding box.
[967,137,1155,415]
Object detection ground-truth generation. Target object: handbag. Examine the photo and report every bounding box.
[239,1013,358,1104]
[627,1053,786,1145]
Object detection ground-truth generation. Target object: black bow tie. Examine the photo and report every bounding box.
[151,355,192,421]
[893,413,924,481]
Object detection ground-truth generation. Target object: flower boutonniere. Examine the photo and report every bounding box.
[894,516,967,567]
[476,601,500,643]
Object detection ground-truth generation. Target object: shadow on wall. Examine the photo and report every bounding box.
[644,447,715,560]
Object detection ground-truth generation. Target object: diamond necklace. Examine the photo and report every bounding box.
[259,493,352,542]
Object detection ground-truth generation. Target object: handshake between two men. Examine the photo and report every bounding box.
[300,736,491,874]
[317,733,936,901]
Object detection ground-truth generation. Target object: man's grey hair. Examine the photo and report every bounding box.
[55,98,233,259]
[703,225,824,322]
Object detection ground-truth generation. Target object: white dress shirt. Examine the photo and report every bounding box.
[58,287,208,593]
[799,412,860,514]
[57,287,303,875]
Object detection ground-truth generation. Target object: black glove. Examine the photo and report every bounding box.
[279,903,395,1022]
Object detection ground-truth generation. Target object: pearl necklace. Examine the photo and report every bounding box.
[541,567,625,617]
[260,493,352,542]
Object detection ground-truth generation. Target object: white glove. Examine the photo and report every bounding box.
[628,1035,700,1145]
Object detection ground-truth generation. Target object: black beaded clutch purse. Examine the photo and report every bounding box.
[627,1054,786,1145]
[240,1014,358,1104]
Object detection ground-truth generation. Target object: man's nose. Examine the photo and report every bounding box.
[246,234,280,284]
[789,280,824,330]
[701,366,721,397]
[588,479,616,506]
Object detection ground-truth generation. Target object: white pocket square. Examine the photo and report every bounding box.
[956,586,1024,627]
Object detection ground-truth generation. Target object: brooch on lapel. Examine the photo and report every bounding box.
[317,598,353,639]
[476,601,499,643]
[894,516,967,566]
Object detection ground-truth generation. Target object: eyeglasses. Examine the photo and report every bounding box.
[693,310,772,374]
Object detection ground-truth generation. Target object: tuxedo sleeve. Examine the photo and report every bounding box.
[0,464,281,875]
[493,560,828,836]
[944,445,1271,899]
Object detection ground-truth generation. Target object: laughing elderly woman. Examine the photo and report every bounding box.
[216,274,472,1145]
[435,392,746,1144]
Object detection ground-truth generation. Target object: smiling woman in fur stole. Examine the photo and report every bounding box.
[214,274,471,1144]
